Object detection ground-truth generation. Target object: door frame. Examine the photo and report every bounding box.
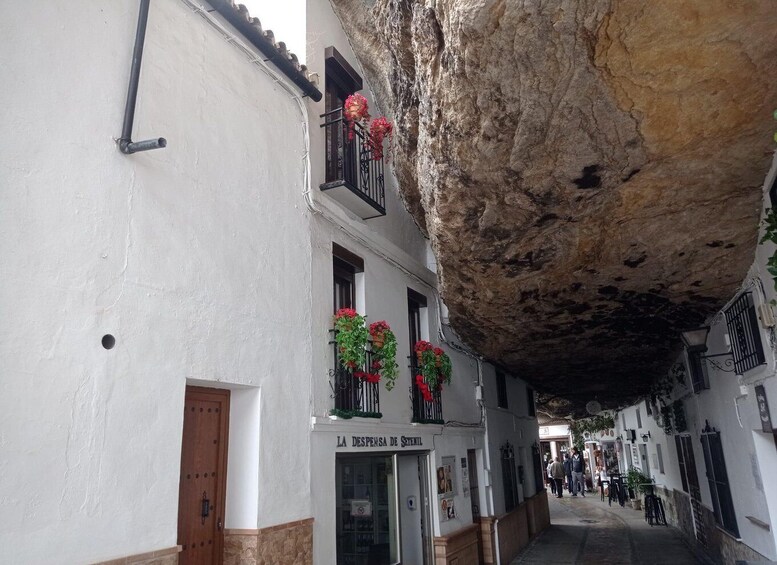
[178,385,231,564]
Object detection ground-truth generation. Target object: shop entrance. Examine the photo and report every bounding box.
[336,453,431,565]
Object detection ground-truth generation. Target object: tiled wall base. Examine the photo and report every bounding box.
[433,523,480,565]
[224,518,314,565]
[92,545,180,565]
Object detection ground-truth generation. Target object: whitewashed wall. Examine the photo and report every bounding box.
[614,153,777,561]
[0,1,315,562]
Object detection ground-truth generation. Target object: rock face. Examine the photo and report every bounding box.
[331,0,777,415]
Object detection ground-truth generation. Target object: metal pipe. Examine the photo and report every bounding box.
[119,0,166,154]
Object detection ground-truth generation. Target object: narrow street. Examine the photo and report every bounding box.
[512,491,701,565]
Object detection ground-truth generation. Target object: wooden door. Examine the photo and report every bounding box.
[178,386,230,564]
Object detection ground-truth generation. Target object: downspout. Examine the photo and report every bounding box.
[118,0,166,154]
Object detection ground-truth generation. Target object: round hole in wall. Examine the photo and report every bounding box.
[101,334,116,350]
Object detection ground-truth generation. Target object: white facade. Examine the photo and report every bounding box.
[613,154,777,563]
[0,1,544,564]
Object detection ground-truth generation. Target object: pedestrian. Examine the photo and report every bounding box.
[550,457,565,498]
[571,447,585,497]
[546,459,556,495]
[563,452,573,494]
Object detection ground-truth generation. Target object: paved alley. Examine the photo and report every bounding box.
[511,492,701,565]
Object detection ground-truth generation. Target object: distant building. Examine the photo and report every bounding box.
[613,154,777,564]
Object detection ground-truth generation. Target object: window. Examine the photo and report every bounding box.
[324,47,362,184]
[675,436,690,493]
[527,387,536,417]
[636,408,642,429]
[769,173,777,208]
[687,350,709,393]
[501,442,519,512]
[656,443,665,474]
[645,400,652,416]
[724,292,765,374]
[701,425,739,537]
[496,371,508,409]
[407,288,427,352]
[622,413,627,431]
[333,243,363,313]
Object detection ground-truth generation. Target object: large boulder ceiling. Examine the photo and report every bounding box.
[330,0,777,416]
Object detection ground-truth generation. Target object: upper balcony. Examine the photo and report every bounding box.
[320,107,386,219]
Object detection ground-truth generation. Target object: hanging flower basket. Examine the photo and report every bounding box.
[333,308,369,371]
[342,93,393,161]
[369,321,399,391]
[414,341,452,399]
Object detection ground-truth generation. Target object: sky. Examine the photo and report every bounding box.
[241,0,306,63]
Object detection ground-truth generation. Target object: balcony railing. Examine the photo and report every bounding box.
[330,338,381,418]
[410,359,443,424]
[320,107,386,219]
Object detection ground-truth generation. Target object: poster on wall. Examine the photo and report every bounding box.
[440,497,456,521]
[631,444,640,469]
[461,457,470,498]
[437,456,457,496]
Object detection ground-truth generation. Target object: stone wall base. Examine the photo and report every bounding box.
[478,491,550,565]
[433,523,480,565]
[661,487,770,564]
[92,546,181,565]
[224,518,314,565]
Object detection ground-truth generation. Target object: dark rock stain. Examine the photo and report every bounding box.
[573,164,602,189]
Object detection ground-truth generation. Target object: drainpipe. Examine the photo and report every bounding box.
[118,0,166,154]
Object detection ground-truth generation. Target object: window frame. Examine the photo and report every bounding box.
[700,427,739,537]
[496,371,508,409]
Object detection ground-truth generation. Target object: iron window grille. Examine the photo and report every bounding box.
[724,292,765,375]
[320,107,386,218]
[501,442,520,512]
[330,338,381,417]
[700,422,739,538]
[531,442,545,495]
[496,371,508,409]
[687,349,709,393]
[409,357,443,424]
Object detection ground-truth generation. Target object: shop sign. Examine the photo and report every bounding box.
[755,385,773,433]
[336,434,423,449]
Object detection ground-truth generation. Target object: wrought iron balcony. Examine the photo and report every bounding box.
[410,359,443,424]
[329,339,381,419]
[320,108,386,219]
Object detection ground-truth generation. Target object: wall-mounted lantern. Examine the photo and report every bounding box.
[641,431,651,442]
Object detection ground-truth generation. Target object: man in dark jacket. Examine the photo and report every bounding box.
[563,453,573,494]
[571,447,586,497]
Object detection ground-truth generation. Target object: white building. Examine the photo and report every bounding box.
[0,1,547,564]
[612,154,777,564]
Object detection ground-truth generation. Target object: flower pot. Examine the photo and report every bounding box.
[416,352,424,364]
[372,336,384,349]
[631,499,642,510]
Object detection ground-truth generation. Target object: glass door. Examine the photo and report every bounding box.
[336,456,399,565]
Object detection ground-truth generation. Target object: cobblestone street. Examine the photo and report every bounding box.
[512,491,701,565]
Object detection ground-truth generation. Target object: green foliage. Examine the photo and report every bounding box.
[569,414,615,449]
[672,400,687,432]
[660,404,673,435]
[626,468,653,495]
[334,311,369,370]
[759,208,777,292]
[651,363,686,403]
[418,348,452,390]
[372,327,399,391]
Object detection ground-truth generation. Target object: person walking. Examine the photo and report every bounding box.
[563,452,573,494]
[550,457,566,498]
[546,459,556,495]
[571,447,586,497]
